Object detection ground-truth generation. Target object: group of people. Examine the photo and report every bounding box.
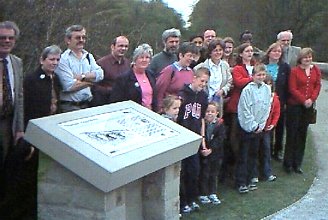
[0,20,322,218]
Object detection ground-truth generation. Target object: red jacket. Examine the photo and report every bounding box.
[225,64,252,113]
[265,93,280,129]
[288,65,321,105]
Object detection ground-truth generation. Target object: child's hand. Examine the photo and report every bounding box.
[266,125,274,131]
[200,148,212,157]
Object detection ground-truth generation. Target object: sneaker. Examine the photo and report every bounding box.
[238,185,249,193]
[199,195,211,204]
[248,183,258,191]
[190,201,200,211]
[251,177,259,183]
[208,194,221,205]
[267,175,277,182]
[181,205,191,213]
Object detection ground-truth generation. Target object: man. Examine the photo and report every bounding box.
[277,30,301,67]
[203,29,216,46]
[156,42,198,111]
[92,36,130,106]
[55,24,104,112]
[198,29,217,64]
[148,28,181,77]
[0,20,24,205]
[238,30,263,61]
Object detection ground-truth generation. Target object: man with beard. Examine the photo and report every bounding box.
[148,28,181,77]
[92,36,130,106]
[55,25,104,112]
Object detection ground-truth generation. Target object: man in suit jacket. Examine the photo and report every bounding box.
[277,30,301,67]
[0,21,24,209]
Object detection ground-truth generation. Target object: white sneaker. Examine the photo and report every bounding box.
[181,205,191,213]
[199,195,211,204]
[251,177,259,183]
[267,175,277,182]
[190,201,200,211]
[208,194,221,205]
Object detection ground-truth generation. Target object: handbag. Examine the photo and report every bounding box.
[307,103,317,124]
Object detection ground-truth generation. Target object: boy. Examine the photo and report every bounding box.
[177,67,209,214]
[199,102,226,205]
[236,64,271,193]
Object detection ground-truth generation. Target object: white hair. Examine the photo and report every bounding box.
[277,30,293,40]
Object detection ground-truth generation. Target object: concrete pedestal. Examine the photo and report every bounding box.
[38,153,181,220]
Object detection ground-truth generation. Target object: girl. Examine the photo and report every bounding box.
[161,94,181,122]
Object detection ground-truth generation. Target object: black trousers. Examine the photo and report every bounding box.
[180,153,200,207]
[284,105,310,169]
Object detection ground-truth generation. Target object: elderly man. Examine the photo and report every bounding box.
[277,30,301,67]
[92,36,130,106]
[0,20,24,208]
[0,21,24,164]
[148,28,181,77]
[55,24,104,112]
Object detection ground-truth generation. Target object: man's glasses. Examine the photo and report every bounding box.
[74,36,87,41]
[0,35,15,41]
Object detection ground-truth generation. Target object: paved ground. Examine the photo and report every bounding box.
[265,80,328,219]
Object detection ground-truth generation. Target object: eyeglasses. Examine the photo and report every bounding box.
[0,35,15,41]
[74,36,87,41]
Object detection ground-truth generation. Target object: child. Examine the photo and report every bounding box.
[251,74,280,183]
[198,102,226,205]
[177,67,209,214]
[161,94,181,122]
[236,64,271,193]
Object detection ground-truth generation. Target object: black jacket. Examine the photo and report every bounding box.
[24,66,61,128]
[177,84,208,135]
[110,68,157,111]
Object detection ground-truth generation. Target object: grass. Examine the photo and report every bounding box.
[182,134,317,220]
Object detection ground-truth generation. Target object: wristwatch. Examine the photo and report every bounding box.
[81,74,86,81]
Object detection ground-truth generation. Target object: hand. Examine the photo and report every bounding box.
[25,146,35,161]
[304,99,313,108]
[216,90,224,97]
[200,148,212,157]
[14,131,24,145]
[266,125,274,131]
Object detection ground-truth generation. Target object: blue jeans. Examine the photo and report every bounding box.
[260,131,273,179]
[235,130,260,187]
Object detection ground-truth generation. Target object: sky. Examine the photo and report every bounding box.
[162,0,199,26]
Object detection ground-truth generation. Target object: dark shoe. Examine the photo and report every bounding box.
[283,166,292,174]
[272,153,283,162]
[294,167,304,174]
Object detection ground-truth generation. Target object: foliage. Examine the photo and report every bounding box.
[189,0,328,62]
[0,0,184,74]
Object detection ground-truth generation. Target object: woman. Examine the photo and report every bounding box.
[261,42,291,161]
[111,43,157,111]
[221,43,254,182]
[194,38,232,117]
[222,37,236,67]
[283,48,321,174]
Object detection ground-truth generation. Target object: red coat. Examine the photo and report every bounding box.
[225,64,252,113]
[265,93,280,129]
[288,65,321,105]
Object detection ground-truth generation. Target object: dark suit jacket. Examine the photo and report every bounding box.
[276,62,291,105]
[23,66,61,128]
[9,54,24,134]
[110,68,157,111]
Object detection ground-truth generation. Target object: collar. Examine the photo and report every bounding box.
[173,61,191,71]
[209,59,221,68]
[110,54,126,65]
[67,48,88,57]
